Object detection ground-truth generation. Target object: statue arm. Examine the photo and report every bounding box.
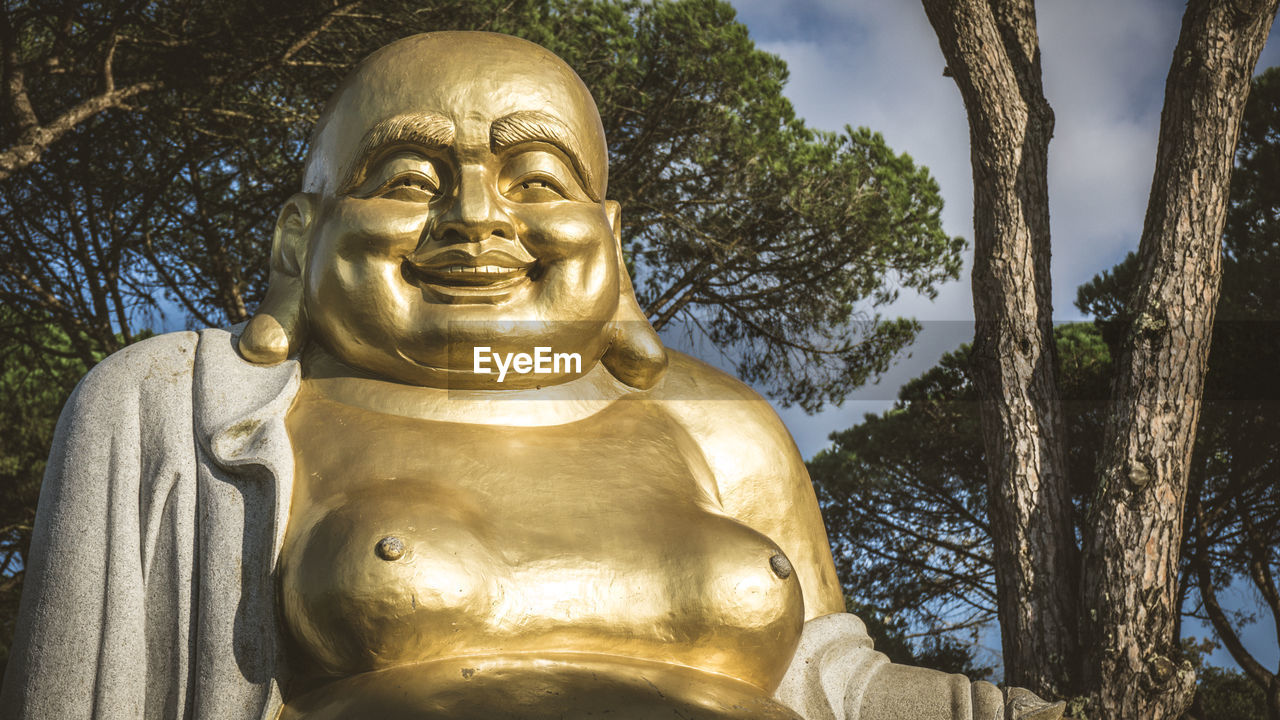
[654,351,844,619]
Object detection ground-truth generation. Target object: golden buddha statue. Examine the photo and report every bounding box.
[0,31,1062,720]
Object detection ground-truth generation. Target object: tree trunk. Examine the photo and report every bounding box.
[1080,1,1278,718]
[919,0,1079,699]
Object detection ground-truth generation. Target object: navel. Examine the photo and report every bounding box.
[376,536,406,561]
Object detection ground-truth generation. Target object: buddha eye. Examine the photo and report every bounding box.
[377,173,440,202]
[504,175,567,203]
[350,150,448,202]
[500,148,586,203]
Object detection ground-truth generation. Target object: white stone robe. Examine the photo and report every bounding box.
[0,329,296,720]
[0,327,996,720]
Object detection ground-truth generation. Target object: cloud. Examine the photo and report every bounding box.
[1037,0,1184,316]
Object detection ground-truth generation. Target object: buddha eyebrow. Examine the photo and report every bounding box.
[340,113,456,194]
[490,111,599,202]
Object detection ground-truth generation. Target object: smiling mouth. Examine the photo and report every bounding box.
[403,248,535,298]
[410,263,529,287]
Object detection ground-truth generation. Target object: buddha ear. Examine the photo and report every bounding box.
[600,200,668,390]
[239,193,315,364]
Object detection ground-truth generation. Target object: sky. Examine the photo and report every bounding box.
[716,0,1280,675]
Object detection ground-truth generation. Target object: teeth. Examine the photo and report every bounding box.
[436,264,515,274]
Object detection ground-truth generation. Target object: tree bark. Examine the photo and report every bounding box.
[919,0,1079,699]
[0,1,363,182]
[1080,1,1278,718]
[0,80,159,182]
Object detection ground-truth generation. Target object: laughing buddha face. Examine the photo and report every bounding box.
[245,32,665,390]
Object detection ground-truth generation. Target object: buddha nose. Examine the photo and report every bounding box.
[431,166,515,244]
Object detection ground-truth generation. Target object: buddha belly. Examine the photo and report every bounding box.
[279,391,806,715]
[279,654,802,720]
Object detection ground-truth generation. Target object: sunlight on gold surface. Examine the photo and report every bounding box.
[243,31,843,717]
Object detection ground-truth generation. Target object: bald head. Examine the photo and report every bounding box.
[302,32,609,201]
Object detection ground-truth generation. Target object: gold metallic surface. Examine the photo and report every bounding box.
[283,377,804,689]
[261,31,844,715]
[278,654,803,720]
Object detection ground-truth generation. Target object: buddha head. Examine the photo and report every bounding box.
[240,32,665,390]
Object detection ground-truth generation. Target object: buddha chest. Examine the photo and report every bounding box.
[279,381,805,696]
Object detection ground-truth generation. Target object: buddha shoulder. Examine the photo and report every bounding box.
[649,349,805,474]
